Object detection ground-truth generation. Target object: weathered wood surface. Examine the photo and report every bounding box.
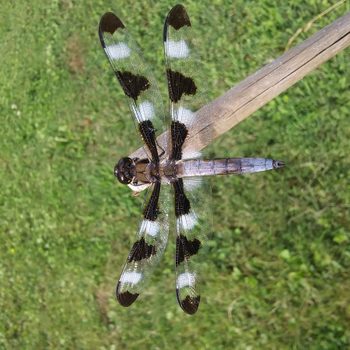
[130,11,350,160]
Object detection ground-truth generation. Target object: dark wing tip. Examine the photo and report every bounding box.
[99,12,125,46]
[116,282,139,307]
[177,292,200,315]
[166,4,191,31]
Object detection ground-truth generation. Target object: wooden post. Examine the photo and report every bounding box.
[130,11,350,160]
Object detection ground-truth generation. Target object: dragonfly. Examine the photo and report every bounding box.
[99,4,284,314]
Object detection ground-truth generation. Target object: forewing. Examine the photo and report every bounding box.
[172,176,211,314]
[116,182,170,306]
[164,4,213,314]
[99,12,167,162]
[163,5,210,160]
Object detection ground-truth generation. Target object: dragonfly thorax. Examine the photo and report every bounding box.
[115,157,159,186]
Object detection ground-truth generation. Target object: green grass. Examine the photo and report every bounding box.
[1,0,349,349]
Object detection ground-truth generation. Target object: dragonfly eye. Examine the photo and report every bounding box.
[115,157,135,184]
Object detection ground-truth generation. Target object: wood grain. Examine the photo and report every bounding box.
[130,11,350,160]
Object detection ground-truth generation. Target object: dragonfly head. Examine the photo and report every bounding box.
[114,157,136,184]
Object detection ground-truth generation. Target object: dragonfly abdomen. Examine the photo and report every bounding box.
[179,158,284,177]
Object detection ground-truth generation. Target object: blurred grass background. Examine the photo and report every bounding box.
[0,0,349,349]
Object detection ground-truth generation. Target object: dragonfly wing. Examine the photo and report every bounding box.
[116,182,171,306]
[99,12,168,161]
[172,176,211,314]
[163,4,211,161]
[164,4,213,314]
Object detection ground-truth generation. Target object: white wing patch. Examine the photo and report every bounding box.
[165,39,190,58]
[176,272,196,289]
[139,101,155,121]
[175,106,195,126]
[106,42,131,60]
[140,219,160,237]
[131,101,155,122]
[177,212,198,231]
[119,271,142,285]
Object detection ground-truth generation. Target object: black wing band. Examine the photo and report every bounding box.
[143,181,161,221]
[139,121,159,163]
